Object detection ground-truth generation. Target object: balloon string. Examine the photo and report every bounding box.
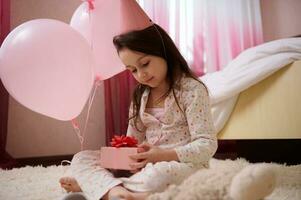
[82,76,101,144]
[81,0,97,146]
[71,119,84,151]
[70,0,96,151]
[71,76,101,151]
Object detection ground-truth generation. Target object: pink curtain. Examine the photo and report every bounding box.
[105,0,263,143]
[0,0,16,169]
[138,0,263,74]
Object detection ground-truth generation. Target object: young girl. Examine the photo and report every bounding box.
[60,24,217,200]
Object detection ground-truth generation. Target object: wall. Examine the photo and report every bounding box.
[261,0,301,41]
[6,0,106,158]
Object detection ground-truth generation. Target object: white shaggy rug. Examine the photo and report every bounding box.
[0,159,300,200]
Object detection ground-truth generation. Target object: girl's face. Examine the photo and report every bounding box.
[119,48,168,89]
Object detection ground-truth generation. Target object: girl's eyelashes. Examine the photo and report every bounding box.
[141,61,149,67]
[126,66,137,73]
[127,60,149,73]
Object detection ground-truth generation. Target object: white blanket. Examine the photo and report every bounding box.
[200,38,301,133]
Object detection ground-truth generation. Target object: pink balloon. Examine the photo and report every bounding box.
[0,19,94,121]
[70,0,152,80]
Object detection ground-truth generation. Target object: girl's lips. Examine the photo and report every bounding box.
[146,77,154,83]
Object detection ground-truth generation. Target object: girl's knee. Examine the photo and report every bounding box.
[73,150,92,157]
[72,150,100,164]
[143,174,172,192]
[142,161,196,192]
[141,163,175,192]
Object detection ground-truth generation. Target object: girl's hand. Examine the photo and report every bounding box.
[129,143,179,171]
[129,146,146,173]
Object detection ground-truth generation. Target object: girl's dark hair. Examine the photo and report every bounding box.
[113,24,207,131]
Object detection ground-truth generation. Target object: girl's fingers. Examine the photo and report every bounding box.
[129,152,148,160]
[138,142,150,147]
[137,147,146,153]
[130,160,147,169]
[138,143,152,151]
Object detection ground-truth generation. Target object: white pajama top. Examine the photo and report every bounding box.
[127,75,217,166]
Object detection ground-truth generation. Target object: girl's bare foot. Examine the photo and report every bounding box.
[104,186,149,200]
[59,177,82,193]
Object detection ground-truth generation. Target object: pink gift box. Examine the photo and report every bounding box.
[100,147,138,170]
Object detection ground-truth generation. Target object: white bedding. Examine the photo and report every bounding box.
[200,38,301,133]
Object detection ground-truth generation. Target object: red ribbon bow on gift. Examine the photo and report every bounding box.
[110,135,138,148]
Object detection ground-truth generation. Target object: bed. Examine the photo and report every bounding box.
[219,60,301,139]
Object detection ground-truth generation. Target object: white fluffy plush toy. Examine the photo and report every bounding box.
[147,160,277,200]
[230,163,276,200]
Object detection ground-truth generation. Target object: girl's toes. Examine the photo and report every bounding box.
[60,177,81,192]
[60,177,72,185]
[61,183,72,193]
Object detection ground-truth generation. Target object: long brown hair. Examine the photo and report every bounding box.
[113,24,206,131]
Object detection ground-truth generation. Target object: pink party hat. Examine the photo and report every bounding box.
[119,0,153,34]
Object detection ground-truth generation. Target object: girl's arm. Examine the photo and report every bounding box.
[174,81,217,166]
